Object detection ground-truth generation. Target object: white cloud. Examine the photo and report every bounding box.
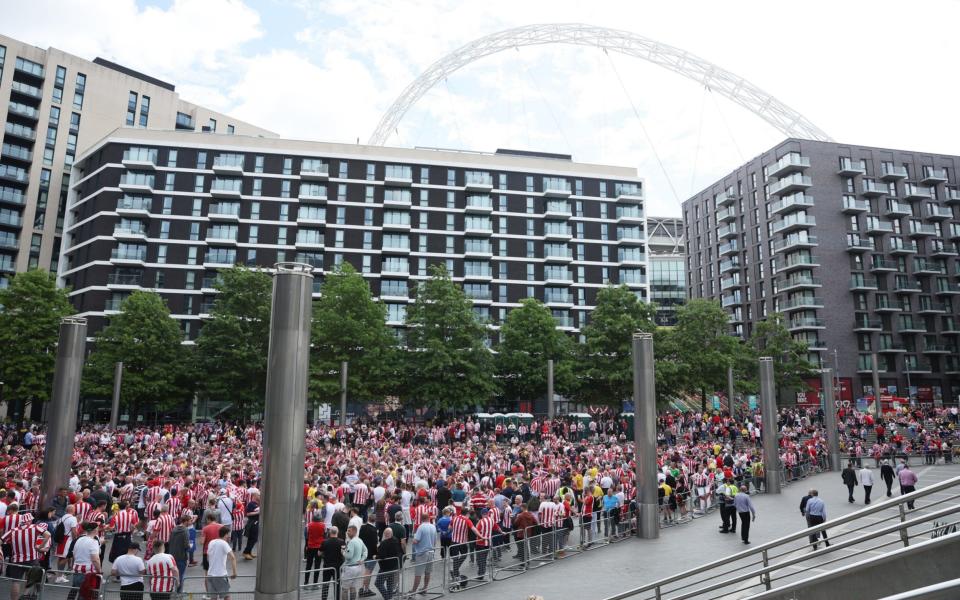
[7,0,960,216]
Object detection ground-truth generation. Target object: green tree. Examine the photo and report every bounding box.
[83,291,191,418]
[496,298,575,405]
[0,270,74,421]
[403,264,497,410]
[658,298,747,411]
[745,312,816,394]
[572,285,657,406]
[195,267,272,419]
[310,263,397,406]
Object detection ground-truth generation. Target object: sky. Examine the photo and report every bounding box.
[7,0,960,217]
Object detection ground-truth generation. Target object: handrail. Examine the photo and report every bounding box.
[877,577,960,600]
[604,474,960,600]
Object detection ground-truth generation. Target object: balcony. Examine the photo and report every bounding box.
[880,165,908,181]
[122,149,158,170]
[205,233,238,246]
[917,301,947,314]
[837,158,865,176]
[849,276,878,291]
[777,275,821,292]
[212,157,244,175]
[381,241,411,254]
[118,175,155,193]
[714,191,735,207]
[299,186,328,203]
[853,317,883,332]
[908,222,937,238]
[297,210,327,226]
[950,226,960,242]
[106,273,144,288]
[841,197,869,214]
[617,231,646,245]
[789,318,825,331]
[893,280,923,294]
[104,299,125,313]
[883,201,912,218]
[898,320,926,333]
[930,239,957,257]
[720,276,742,291]
[554,315,576,330]
[463,246,493,258]
[905,361,934,374]
[543,226,572,241]
[465,196,494,213]
[200,277,222,293]
[721,294,741,308]
[768,153,810,178]
[718,240,739,257]
[544,293,574,307]
[865,220,895,235]
[208,205,241,221]
[4,122,36,142]
[947,189,960,205]
[870,259,898,272]
[715,207,736,222]
[616,207,644,223]
[921,167,948,185]
[463,268,493,281]
[781,296,824,311]
[875,299,902,312]
[112,226,147,240]
[209,180,242,198]
[465,223,494,237]
[464,172,493,192]
[942,322,960,336]
[0,235,17,250]
[0,144,32,164]
[903,184,933,200]
[617,188,644,203]
[384,166,413,187]
[619,252,647,266]
[914,260,946,275]
[110,249,147,264]
[0,212,22,228]
[7,102,39,121]
[719,259,740,274]
[381,218,409,231]
[116,198,152,216]
[300,162,329,181]
[717,224,738,239]
[769,174,812,196]
[544,272,573,286]
[925,204,953,221]
[772,214,816,234]
[544,248,573,263]
[888,239,918,254]
[543,181,572,198]
[936,281,960,295]
[295,235,326,250]
[846,236,875,252]
[861,180,886,197]
[772,234,818,253]
[878,343,907,353]
[775,254,820,273]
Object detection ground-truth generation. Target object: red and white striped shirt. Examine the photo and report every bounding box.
[147,554,178,592]
[1,521,48,563]
[73,502,92,523]
[450,514,474,544]
[0,512,32,537]
[154,514,175,543]
[353,484,370,506]
[110,508,140,534]
[474,515,498,547]
[538,502,559,529]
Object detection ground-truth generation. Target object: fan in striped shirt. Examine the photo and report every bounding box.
[146,540,180,596]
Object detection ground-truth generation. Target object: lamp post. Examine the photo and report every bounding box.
[759,357,781,494]
[546,359,555,420]
[632,332,659,539]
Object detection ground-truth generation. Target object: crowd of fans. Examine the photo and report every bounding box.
[0,404,955,598]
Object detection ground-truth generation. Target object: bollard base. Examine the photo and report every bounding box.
[766,472,783,495]
[255,590,300,600]
[828,452,842,472]
[638,503,660,539]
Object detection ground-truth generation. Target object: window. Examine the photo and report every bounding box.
[526,176,534,192]
[338,161,348,178]
[277,227,288,245]
[126,92,138,125]
[363,231,373,249]
[283,158,292,175]
[208,118,217,132]
[447,169,456,186]
[366,163,376,181]
[157,245,167,264]
[194,175,204,193]
[252,179,262,196]
[162,197,172,215]
[167,149,178,167]
[250,202,260,220]
[227,124,235,135]
[187,247,199,265]
[336,206,346,224]
[420,167,429,183]
[279,204,289,221]
[52,65,66,103]
[159,221,170,240]
[69,112,80,132]
[189,222,200,241]
[139,95,150,127]
[364,208,374,226]
[446,191,455,209]
[281,180,291,198]
[192,199,202,216]
[72,73,86,109]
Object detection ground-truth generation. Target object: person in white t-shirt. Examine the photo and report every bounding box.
[71,523,102,589]
[111,542,146,600]
[54,506,80,580]
[205,525,237,599]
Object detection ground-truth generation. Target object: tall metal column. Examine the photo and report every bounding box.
[759,357,781,494]
[40,317,87,509]
[727,364,735,415]
[255,264,312,600]
[109,361,123,429]
[871,352,882,418]
[546,359,554,420]
[632,332,659,539]
[339,361,348,427]
[821,368,841,471]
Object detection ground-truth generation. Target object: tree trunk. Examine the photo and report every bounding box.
[701,387,707,412]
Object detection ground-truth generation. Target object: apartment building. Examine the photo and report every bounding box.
[684,139,960,405]
[0,33,273,284]
[60,128,648,341]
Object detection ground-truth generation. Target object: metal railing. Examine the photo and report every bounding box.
[603,474,960,600]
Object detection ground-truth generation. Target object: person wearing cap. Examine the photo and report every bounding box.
[111,541,146,600]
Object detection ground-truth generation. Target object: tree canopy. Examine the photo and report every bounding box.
[496,298,575,404]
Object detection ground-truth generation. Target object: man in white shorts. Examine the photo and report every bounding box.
[205,526,236,600]
[341,525,367,600]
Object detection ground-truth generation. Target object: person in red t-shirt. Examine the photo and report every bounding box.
[303,514,326,586]
[199,513,221,572]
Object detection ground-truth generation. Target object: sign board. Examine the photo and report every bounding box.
[315,403,331,422]
[712,395,721,410]
[747,395,758,410]
[798,376,854,408]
